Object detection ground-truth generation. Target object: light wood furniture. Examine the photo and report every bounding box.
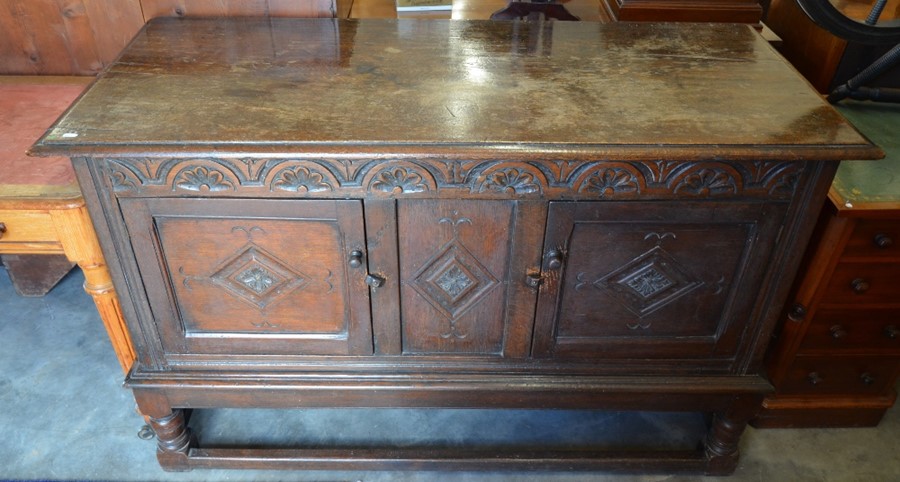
[32,18,881,474]
[0,77,135,374]
[756,144,900,428]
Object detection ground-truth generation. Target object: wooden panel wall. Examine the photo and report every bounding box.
[0,0,343,75]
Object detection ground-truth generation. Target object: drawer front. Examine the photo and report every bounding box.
[779,356,900,396]
[533,201,784,363]
[0,210,58,243]
[823,262,900,305]
[121,198,372,357]
[799,308,900,353]
[843,219,899,260]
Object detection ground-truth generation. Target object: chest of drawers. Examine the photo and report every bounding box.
[31,17,881,474]
[756,158,900,428]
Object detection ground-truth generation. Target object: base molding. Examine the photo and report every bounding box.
[752,392,898,428]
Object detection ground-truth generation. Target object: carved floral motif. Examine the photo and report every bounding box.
[371,167,429,193]
[174,166,235,192]
[271,166,332,192]
[579,168,640,197]
[480,168,541,194]
[100,157,801,199]
[674,169,738,196]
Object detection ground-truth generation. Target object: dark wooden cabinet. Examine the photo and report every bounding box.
[32,18,881,474]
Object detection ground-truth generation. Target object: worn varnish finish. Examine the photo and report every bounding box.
[32,18,882,474]
[37,19,872,156]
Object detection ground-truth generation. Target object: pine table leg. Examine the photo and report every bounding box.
[51,205,136,374]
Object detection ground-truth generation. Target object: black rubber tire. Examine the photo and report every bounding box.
[795,0,900,45]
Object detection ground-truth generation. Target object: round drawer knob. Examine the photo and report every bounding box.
[348,250,364,268]
[850,278,870,294]
[860,373,876,386]
[0,222,6,239]
[788,303,807,322]
[807,372,823,386]
[884,325,899,339]
[545,250,563,270]
[873,233,893,249]
[830,325,848,339]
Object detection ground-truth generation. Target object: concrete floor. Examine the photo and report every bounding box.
[2,100,899,481]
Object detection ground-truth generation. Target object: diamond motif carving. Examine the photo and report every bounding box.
[595,247,703,322]
[236,267,277,294]
[412,242,498,320]
[624,268,674,298]
[435,266,474,299]
[211,246,308,308]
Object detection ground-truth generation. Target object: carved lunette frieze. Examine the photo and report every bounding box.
[100,157,802,200]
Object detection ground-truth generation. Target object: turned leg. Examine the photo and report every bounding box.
[704,394,764,475]
[150,409,195,471]
[136,390,194,471]
[51,205,136,374]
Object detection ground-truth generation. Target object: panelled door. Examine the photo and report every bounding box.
[532,201,785,364]
[120,198,372,357]
[394,200,542,357]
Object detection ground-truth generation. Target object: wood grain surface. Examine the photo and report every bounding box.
[33,18,880,161]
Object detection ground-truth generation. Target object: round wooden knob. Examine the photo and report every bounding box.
[884,325,898,339]
[787,303,807,322]
[807,372,823,386]
[850,278,870,294]
[830,325,848,339]
[546,250,563,270]
[873,233,893,249]
[860,373,876,386]
[348,250,363,268]
[0,222,6,239]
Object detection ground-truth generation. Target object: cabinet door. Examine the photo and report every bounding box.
[533,201,784,362]
[395,200,540,356]
[120,198,372,357]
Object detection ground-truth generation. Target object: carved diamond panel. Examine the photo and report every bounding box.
[594,247,703,318]
[412,242,498,320]
[210,246,308,308]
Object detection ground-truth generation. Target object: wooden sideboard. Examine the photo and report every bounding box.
[32,17,881,474]
[756,116,900,428]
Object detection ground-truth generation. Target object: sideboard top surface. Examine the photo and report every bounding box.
[33,18,880,160]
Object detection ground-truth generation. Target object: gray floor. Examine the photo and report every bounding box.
[2,100,900,481]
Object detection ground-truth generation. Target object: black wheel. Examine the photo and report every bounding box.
[795,0,900,44]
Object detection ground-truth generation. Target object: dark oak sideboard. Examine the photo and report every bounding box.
[32,18,882,474]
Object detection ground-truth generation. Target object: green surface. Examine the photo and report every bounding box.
[833,101,900,204]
